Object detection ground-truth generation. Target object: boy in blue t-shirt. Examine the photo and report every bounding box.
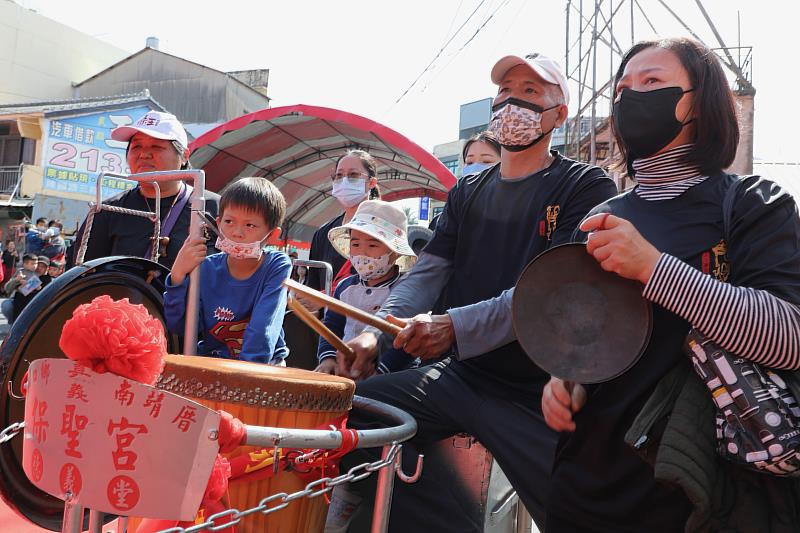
[164,178,292,364]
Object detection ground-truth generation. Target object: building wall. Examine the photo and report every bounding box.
[77,50,270,126]
[0,0,128,104]
[433,139,463,177]
[728,92,755,175]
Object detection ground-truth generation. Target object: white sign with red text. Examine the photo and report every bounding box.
[22,358,220,520]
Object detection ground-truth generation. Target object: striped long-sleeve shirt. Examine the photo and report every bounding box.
[625,146,800,369]
[644,253,800,369]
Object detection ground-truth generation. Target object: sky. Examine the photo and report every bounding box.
[18,0,800,163]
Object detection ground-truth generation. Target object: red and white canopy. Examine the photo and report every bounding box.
[189,104,456,242]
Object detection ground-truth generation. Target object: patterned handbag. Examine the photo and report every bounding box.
[685,330,800,476]
[684,176,800,476]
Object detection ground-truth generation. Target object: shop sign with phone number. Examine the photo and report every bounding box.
[42,106,153,200]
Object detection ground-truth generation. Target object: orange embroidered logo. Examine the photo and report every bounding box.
[701,239,729,282]
[538,204,560,241]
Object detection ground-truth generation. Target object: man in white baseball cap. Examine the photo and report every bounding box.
[490,52,570,106]
[337,52,617,532]
[70,110,220,269]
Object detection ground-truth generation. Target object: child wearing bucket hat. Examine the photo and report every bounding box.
[314,200,418,377]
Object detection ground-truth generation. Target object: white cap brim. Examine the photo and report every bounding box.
[111,125,183,145]
[491,55,558,85]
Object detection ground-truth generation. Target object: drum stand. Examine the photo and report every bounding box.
[74,170,207,355]
[55,395,421,533]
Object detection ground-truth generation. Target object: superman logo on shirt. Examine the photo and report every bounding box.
[209,319,248,358]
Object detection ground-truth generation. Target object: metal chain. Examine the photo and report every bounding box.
[97,203,158,220]
[0,422,24,444]
[156,444,401,533]
[0,422,395,533]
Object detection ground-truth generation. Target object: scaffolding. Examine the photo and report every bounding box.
[563,0,755,185]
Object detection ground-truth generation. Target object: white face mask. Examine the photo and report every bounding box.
[351,252,395,281]
[215,229,269,260]
[332,177,367,209]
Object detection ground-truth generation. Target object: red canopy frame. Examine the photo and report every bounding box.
[189,105,456,242]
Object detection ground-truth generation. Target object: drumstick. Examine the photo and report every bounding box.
[287,296,355,359]
[284,279,405,337]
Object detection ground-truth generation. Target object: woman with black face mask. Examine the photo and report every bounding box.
[542,37,800,532]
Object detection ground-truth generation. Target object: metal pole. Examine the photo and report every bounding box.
[291,259,333,295]
[370,445,397,533]
[737,10,742,86]
[576,0,584,159]
[630,0,634,46]
[5,163,23,206]
[515,503,532,533]
[590,0,599,164]
[124,170,206,354]
[88,509,103,533]
[694,0,753,91]
[151,182,162,262]
[185,171,205,356]
[607,0,615,173]
[244,395,418,449]
[565,0,571,158]
[60,499,83,533]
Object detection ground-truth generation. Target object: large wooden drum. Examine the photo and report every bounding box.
[156,354,355,532]
[0,257,177,531]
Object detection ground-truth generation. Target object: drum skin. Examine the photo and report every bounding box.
[0,257,177,531]
[155,354,355,533]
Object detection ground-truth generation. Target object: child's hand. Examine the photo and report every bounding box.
[314,358,337,375]
[171,237,207,285]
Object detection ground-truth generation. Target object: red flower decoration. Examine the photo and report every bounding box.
[59,295,167,385]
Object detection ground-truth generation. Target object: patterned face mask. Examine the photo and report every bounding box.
[351,252,395,281]
[488,98,558,152]
[215,228,270,260]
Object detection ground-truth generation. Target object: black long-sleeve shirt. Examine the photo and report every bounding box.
[307,213,353,292]
[552,173,800,531]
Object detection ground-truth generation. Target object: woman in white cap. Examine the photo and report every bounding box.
[314,200,417,378]
[70,110,220,269]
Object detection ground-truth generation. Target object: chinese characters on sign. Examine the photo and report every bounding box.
[22,359,220,520]
[42,106,152,199]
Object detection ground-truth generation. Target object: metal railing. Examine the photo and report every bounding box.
[0,164,23,195]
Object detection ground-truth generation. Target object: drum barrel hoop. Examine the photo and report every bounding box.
[156,372,353,412]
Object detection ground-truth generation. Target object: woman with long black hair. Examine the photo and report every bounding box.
[543,37,800,532]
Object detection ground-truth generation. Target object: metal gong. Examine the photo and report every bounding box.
[512,243,652,384]
[0,256,179,531]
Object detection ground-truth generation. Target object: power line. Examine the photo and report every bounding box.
[422,0,516,91]
[452,0,513,57]
[441,0,466,48]
[392,0,488,106]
